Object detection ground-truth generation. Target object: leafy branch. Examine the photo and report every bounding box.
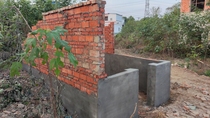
[10,26,78,77]
[10,26,78,118]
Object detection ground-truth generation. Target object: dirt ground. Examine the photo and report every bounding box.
[115,49,210,118]
[1,49,210,118]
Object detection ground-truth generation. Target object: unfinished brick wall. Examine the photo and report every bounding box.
[30,0,107,95]
[181,0,191,13]
[204,0,210,10]
[104,22,114,54]
[181,0,210,13]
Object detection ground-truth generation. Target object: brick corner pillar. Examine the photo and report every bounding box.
[205,0,210,10]
[104,22,115,54]
[181,0,191,13]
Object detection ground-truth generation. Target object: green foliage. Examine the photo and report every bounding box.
[204,70,210,77]
[0,0,28,55]
[0,32,3,39]
[10,62,23,77]
[0,32,3,49]
[14,0,75,26]
[116,2,210,59]
[10,26,78,77]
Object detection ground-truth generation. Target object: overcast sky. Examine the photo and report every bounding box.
[105,0,180,19]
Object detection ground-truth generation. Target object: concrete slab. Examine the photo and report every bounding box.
[98,69,139,118]
[147,61,171,107]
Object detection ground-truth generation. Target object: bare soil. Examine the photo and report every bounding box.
[115,49,210,118]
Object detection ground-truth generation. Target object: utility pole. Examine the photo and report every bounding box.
[144,0,150,17]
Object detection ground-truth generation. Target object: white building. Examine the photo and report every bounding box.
[105,13,125,35]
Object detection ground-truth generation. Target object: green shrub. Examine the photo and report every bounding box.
[115,2,210,59]
[204,70,210,77]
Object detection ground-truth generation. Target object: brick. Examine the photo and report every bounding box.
[75,48,83,54]
[79,36,86,41]
[89,50,100,57]
[74,8,81,14]
[81,86,87,92]
[82,21,89,28]
[94,36,100,43]
[87,76,97,84]
[73,71,80,78]
[90,20,99,27]
[66,79,75,87]
[68,23,74,28]
[75,83,81,89]
[81,6,89,12]
[72,36,79,41]
[62,68,68,74]
[73,77,79,81]
[32,26,37,30]
[89,4,99,12]
[86,36,94,42]
[74,22,81,28]
[82,63,89,69]
[86,89,94,95]
[67,69,72,75]
[90,64,101,73]
[80,74,87,81]
[100,64,105,68]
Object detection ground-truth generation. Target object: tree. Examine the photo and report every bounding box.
[54,0,76,8]
[150,7,161,17]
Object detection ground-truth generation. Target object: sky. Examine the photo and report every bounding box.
[105,0,180,19]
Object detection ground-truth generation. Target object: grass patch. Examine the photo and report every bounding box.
[204,70,210,77]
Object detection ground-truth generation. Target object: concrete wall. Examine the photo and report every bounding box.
[22,63,98,118]
[23,63,140,117]
[105,54,171,107]
[105,53,160,92]
[98,69,139,118]
[147,61,171,107]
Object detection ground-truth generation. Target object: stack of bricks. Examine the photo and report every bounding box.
[104,22,114,54]
[30,0,107,95]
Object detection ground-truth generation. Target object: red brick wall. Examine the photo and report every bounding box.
[205,0,210,10]
[30,0,107,95]
[104,22,114,54]
[181,0,210,13]
[181,0,191,13]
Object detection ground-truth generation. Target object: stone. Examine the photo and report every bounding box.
[203,114,209,118]
[173,112,180,117]
[32,109,38,115]
[201,97,207,101]
[202,91,209,95]
[3,110,11,114]
[1,114,8,118]
[11,109,16,113]
[207,110,210,115]
[14,111,21,115]
[188,105,196,110]
[191,110,199,117]
[183,105,190,111]
[17,103,25,109]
